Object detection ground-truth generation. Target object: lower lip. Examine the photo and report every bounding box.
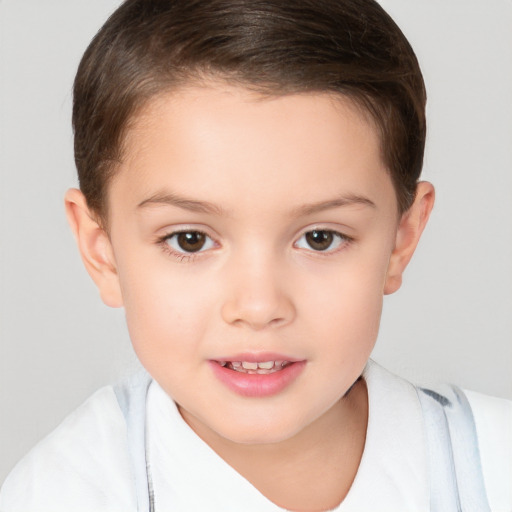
[208,361,306,398]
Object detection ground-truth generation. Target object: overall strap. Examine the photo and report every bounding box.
[417,385,490,512]
[113,370,155,512]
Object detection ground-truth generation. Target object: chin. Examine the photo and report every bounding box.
[216,416,308,446]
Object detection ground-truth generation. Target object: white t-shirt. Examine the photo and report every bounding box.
[1,361,511,512]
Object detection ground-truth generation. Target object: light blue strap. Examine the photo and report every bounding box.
[417,385,491,512]
[113,370,155,512]
[442,386,490,512]
[417,388,460,510]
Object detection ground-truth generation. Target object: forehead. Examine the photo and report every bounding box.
[111,84,396,216]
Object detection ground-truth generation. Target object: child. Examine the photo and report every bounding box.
[1,0,511,510]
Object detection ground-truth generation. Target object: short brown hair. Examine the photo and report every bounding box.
[73,0,426,222]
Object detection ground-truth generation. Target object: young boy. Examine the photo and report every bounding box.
[1,0,511,511]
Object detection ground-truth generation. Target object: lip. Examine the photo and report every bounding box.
[212,352,302,364]
[208,353,306,398]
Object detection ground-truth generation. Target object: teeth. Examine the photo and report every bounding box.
[241,361,258,370]
[219,360,292,373]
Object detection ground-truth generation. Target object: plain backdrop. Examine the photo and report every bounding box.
[1,0,511,483]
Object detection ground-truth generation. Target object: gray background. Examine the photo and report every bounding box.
[1,0,511,483]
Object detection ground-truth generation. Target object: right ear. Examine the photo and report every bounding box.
[64,188,123,308]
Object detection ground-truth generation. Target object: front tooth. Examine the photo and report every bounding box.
[257,361,274,369]
[241,361,258,370]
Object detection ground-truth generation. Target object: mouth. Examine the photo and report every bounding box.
[209,356,306,397]
[216,360,292,374]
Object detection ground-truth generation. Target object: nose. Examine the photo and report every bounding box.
[220,252,296,330]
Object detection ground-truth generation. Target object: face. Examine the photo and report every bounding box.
[102,85,403,445]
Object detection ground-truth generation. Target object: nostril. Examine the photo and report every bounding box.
[268,316,287,327]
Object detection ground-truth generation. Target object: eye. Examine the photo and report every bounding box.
[295,229,348,252]
[164,231,215,253]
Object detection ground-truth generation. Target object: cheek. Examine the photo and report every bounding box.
[318,282,382,352]
[118,259,216,367]
[298,251,389,358]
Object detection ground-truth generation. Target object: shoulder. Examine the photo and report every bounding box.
[364,361,512,510]
[465,389,512,511]
[418,384,512,511]
[0,385,136,512]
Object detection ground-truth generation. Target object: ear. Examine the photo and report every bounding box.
[384,181,435,295]
[64,188,123,308]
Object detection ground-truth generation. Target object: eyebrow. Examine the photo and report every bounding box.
[137,192,227,216]
[291,194,376,216]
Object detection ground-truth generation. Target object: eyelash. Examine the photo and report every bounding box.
[294,229,353,255]
[157,228,353,263]
[157,229,214,263]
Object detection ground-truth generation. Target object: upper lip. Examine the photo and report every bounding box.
[211,352,303,363]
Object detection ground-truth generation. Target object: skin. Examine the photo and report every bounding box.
[66,84,434,511]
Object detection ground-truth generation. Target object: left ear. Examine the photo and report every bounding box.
[384,181,435,295]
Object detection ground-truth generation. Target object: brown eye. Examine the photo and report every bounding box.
[295,229,348,252]
[177,232,206,252]
[305,230,334,251]
[166,231,214,253]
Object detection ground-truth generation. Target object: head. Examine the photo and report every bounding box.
[73,0,427,224]
[66,0,434,445]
